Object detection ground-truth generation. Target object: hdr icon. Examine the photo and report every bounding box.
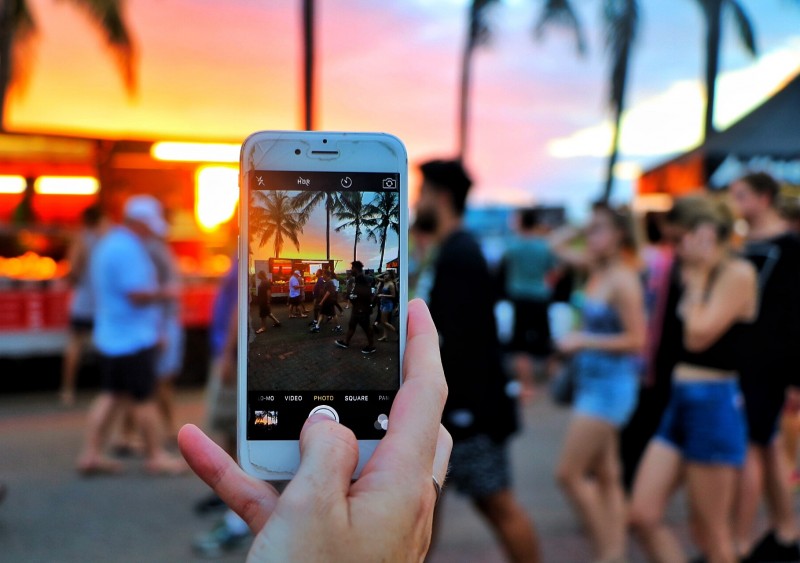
[297,177,310,186]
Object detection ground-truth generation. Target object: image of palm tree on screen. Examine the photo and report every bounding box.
[250,190,305,257]
[334,192,380,262]
[366,191,399,273]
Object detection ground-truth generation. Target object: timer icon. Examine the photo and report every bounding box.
[340,177,352,188]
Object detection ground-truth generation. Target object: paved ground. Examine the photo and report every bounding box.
[247,302,399,391]
[0,387,786,562]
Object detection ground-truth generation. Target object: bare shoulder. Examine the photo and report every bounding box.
[720,258,757,286]
[612,264,643,292]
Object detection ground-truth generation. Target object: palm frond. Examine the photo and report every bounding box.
[468,0,500,50]
[725,0,756,55]
[64,0,137,93]
[534,0,587,55]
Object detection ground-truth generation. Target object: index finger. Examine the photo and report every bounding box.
[370,299,447,470]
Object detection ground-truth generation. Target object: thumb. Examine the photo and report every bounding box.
[284,415,359,503]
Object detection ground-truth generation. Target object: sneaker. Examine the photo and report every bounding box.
[192,521,250,557]
[745,530,800,562]
[310,326,320,333]
[335,340,349,349]
[332,326,343,333]
[273,322,282,328]
[361,346,377,355]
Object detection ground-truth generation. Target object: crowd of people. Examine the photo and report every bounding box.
[40,163,800,563]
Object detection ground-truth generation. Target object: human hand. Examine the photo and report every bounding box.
[179,298,452,562]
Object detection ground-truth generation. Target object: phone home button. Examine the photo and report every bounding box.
[309,405,339,423]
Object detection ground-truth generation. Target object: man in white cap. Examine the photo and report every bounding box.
[76,195,185,475]
[288,269,307,318]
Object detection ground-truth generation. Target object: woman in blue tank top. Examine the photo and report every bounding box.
[551,203,647,562]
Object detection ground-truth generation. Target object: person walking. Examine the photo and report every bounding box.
[287,270,307,318]
[75,195,186,476]
[629,196,757,563]
[310,270,341,333]
[335,260,376,354]
[376,270,398,342]
[550,203,646,562]
[414,159,540,563]
[60,205,106,406]
[729,172,800,562]
[192,256,252,556]
[255,271,281,333]
[501,207,557,395]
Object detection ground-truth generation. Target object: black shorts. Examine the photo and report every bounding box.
[320,301,336,317]
[69,316,94,334]
[289,296,301,306]
[258,303,272,317]
[510,299,551,357]
[348,312,372,334]
[99,347,158,402]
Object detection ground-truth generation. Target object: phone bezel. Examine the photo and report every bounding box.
[237,131,408,481]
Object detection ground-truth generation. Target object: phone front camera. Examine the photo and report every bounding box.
[322,138,327,144]
[294,149,301,155]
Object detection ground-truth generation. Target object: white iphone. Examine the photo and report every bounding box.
[237,131,408,480]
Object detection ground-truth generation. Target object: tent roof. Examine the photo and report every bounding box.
[639,70,800,194]
[703,70,800,158]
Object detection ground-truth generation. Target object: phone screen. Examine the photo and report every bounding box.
[245,169,402,441]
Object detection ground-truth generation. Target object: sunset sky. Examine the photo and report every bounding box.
[7,0,800,215]
[250,190,399,272]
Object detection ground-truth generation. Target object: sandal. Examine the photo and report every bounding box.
[255,328,265,334]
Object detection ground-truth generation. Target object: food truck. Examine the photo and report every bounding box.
[0,132,239,358]
[253,258,337,300]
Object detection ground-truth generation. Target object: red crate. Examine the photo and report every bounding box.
[44,289,70,328]
[0,291,26,330]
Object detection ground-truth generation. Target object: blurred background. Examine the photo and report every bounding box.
[0,0,799,560]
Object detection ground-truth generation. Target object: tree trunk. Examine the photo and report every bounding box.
[603,51,631,202]
[378,226,387,272]
[302,0,314,131]
[325,203,330,260]
[702,0,723,140]
[0,0,15,132]
[352,229,357,262]
[457,38,474,162]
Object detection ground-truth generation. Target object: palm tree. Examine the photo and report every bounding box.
[334,192,379,262]
[366,191,400,273]
[457,0,497,161]
[302,0,314,130]
[294,189,343,260]
[0,0,136,130]
[250,191,305,258]
[694,0,756,140]
[601,0,639,201]
[458,0,585,162]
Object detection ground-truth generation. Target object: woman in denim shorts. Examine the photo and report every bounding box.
[629,196,758,563]
[551,203,646,562]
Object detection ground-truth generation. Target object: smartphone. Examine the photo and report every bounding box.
[238,131,408,480]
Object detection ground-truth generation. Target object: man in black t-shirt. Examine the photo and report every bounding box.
[311,270,341,334]
[415,159,540,562]
[730,172,800,562]
[335,261,376,354]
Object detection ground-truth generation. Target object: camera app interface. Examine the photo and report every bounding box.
[246,170,402,440]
